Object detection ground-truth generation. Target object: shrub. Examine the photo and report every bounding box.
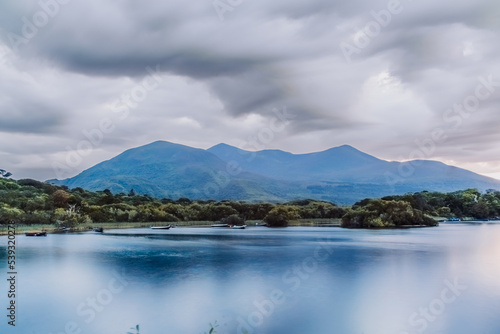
[263,205,300,227]
[341,199,437,228]
[221,214,245,226]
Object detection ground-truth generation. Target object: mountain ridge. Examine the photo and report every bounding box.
[48,140,500,204]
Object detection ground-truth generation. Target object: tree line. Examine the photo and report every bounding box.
[0,177,499,228]
[0,178,345,227]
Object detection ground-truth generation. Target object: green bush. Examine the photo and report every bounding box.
[221,214,245,225]
[263,205,300,227]
[341,199,437,228]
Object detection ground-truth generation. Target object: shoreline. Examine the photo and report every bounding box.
[0,219,343,235]
[7,218,498,236]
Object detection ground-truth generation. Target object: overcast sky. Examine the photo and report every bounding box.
[1,0,499,181]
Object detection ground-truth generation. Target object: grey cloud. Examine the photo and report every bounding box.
[1,1,351,122]
[209,71,287,115]
[0,0,499,180]
[0,107,62,134]
[0,91,64,134]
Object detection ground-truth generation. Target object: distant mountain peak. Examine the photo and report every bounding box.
[323,144,369,154]
[209,143,235,150]
[141,140,189,149]
[209,143,368,157]
[50,140,500,204]
[337,144,356,150]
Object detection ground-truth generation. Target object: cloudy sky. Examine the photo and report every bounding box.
[0,0,499,181]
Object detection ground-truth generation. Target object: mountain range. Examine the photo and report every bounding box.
[48,141,500,204]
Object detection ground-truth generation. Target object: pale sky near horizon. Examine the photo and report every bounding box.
[1,0,499,181]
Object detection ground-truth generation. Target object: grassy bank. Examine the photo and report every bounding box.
[289,218,341,227]
[0,222,200,235]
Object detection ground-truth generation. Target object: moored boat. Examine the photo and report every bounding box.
[93,227,104,233]
[150,225,172,230]
[25,231,47,237]
[211,223,229,228]
[231,225,247,229]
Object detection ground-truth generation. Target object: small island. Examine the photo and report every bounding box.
[341,199,438,228]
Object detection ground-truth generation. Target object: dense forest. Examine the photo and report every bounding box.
[0,177,499,228]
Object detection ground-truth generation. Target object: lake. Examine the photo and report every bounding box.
[1,223,500,334]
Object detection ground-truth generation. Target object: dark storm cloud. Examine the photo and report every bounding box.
[46,50,260,79]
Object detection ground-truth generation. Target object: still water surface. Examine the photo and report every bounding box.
[1,223,500,334]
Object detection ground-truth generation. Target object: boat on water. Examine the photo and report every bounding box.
[211,223,229,228]
[231,225,247,229]
[93,227,104,233]
[150,225,172,230]
[25,232,47,237]
[211,223,247,229]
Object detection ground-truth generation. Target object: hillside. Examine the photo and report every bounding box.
[48,141,500,204]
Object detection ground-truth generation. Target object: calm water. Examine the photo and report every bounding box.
[2,223,500,334]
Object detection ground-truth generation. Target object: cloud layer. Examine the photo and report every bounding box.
[0,0,499,181]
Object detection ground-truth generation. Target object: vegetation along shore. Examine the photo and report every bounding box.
[1,177,500,234]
